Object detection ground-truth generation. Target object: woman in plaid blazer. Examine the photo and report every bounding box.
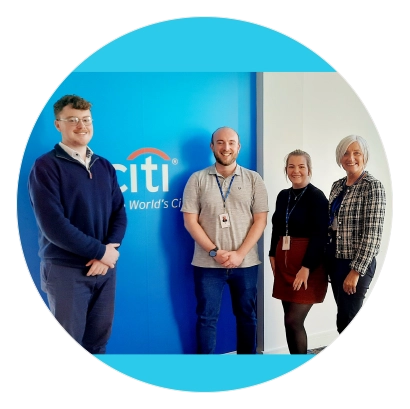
[326,135,386,333]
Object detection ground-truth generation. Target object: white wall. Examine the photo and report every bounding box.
[257,72,392,354]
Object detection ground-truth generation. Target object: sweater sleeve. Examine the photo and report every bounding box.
[28,158,107,261]
[350,179,386,275]
[301,188,329,270]
[268,191,284,257]
[105,166,127,245]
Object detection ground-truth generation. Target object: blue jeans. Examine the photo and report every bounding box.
[193,266,258,354]
[40,262,116,354]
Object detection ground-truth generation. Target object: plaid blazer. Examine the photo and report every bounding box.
[329,172,386,276]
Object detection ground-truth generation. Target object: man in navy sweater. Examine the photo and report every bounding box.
[28,95,127,354]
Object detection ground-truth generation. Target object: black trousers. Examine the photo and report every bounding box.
[327,257,376,333]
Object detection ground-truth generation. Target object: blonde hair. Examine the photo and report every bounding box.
[284,149,312,181]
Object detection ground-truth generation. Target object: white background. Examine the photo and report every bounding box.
[260,72,392,353]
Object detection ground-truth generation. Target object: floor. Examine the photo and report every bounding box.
[307,346,326,354]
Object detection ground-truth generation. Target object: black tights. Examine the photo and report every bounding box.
[282,301,313,354]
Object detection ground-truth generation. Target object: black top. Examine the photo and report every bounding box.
[269,183,329,270]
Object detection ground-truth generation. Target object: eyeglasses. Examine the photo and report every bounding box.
[56,116,93,126]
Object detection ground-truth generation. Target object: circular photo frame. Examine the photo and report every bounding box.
[17,17,391,392]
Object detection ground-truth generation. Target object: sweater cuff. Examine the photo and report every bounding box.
[95,244,107,261]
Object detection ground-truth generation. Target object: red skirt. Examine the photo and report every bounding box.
[272,237,328,304]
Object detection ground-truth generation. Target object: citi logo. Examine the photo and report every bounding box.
[113,148,177,193]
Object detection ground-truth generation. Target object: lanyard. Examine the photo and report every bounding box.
[285,186,308,236]
[215,173,236,210]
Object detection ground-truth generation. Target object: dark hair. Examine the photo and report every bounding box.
[53,95,92,118]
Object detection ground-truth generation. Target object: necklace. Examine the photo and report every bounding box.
[291,189,305,201]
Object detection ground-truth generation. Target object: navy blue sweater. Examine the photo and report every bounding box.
[28,144,127,268]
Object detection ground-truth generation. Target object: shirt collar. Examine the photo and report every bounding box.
[59,142,93,160]
[209,164,242,177]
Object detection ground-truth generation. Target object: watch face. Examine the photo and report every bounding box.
[209,250,217,257]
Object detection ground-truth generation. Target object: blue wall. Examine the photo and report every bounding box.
[18,72,256,354]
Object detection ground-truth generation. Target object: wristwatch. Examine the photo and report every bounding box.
[209,246,218,257]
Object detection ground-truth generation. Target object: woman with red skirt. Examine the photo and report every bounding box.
[269,149,328,354]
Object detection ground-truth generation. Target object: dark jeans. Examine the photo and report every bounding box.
[193,266,258,354]
[40,262,116,354]
[327,257,375,333]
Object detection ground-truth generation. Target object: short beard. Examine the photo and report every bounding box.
[213,152,237,167]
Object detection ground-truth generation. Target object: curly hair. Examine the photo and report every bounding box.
[53,95,92,118]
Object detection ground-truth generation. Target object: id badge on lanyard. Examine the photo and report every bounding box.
[215,173,236,229]
[282,235,290,250]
